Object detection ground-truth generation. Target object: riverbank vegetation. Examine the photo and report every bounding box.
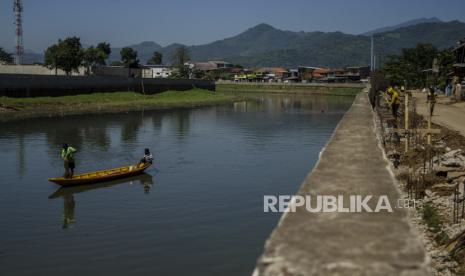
[0,89,238,121]
[379,43,455,89]
[216,83,362,95]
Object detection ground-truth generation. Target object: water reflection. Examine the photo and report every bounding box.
[121,114,144,142]
[17,135,25,177]
[233,94,354,114]
[0,94,354,180]
[62,195,75,229]
[0,94,355,276]
[49,173,154,228]
[171,109,191,142]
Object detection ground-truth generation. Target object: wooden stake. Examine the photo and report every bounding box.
[427,100,432,145]
[404,93,409,153]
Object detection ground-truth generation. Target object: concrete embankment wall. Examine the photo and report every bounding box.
[254,91,429,275]
[0,64,86,76]
[0,74,215,98]
[216,82,363,95]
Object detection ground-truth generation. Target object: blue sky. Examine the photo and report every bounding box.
[1,0,464,52]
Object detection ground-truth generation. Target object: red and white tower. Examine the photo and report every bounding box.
[13,0,24,65]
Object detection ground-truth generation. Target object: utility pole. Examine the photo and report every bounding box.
[370,35,374,71]
[13,0,24,65]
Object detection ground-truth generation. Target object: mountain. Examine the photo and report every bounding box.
[372,20,465,50]
[363,17,443,36]
[111,24,372,67]
[189,24,306,60]
[182,20,465,68]
[23,52,44,64]
[109,41,162,63]
[19,19,465,68]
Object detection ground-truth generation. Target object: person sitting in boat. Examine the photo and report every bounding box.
[61,143,77,178]
[139,148,153,165]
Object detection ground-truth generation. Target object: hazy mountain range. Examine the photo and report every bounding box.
[362,17,442,35]
[20,18,465,68]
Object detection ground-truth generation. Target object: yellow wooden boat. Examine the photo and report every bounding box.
[48,173,153,198]
[48,162,152,187]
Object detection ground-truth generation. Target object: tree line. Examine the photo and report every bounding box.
[380,43,455,89]
[0,36,196,77]
[41,36,194,77]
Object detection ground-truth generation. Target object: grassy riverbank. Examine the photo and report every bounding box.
[216,82,363,95]
[0,89,239,122]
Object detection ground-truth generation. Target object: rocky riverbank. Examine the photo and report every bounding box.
[376,94,465,276]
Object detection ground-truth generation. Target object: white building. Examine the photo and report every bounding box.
[142,65,174,78]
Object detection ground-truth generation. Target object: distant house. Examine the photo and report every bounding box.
[326,68,346,82]
[453,39,465,81]
[344,66,370,82]
[297,66,331,82]
[233,69,259,82]
[141,64,173,78]
[283,69,299,82]
[193,61,233,71]
[256,67,288,82]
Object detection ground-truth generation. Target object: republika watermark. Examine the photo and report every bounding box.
[264,195,416,213]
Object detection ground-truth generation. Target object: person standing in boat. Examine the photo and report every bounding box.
[139,148,153,165]
[62,143,77,178]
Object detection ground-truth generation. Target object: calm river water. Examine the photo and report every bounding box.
[0,94,354,276]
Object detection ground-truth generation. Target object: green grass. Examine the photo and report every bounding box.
[0,89,232,105]
[422,201,443,233]
[422,201,449,245]
[0,89,239,121]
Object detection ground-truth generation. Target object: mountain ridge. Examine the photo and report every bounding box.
[18,19,465,68]
[107,20,465,68]
[362,17,443,36]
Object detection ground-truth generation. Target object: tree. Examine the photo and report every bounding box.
[44,36,84,76]
[82,43,111,74]
[0,47,14,64]
[382,43,439,88]
[147,51,163,65]
[44,44,61,75]
[120,47,139,68]
[436,49,455,89]
[82,46,96,75]
[96,42,111,65]
[171,46,191,78]
[171,46,190,66]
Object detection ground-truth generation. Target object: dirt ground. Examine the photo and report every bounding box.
[413,92,465,138]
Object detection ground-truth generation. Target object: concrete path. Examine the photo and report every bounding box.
[414,92,465,137]
[254,92,428,275]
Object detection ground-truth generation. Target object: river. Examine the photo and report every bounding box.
[0,93,354,276]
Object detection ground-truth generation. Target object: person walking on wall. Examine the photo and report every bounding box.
[387,86,400,119]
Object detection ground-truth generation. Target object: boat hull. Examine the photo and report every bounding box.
[48,163,151,187]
